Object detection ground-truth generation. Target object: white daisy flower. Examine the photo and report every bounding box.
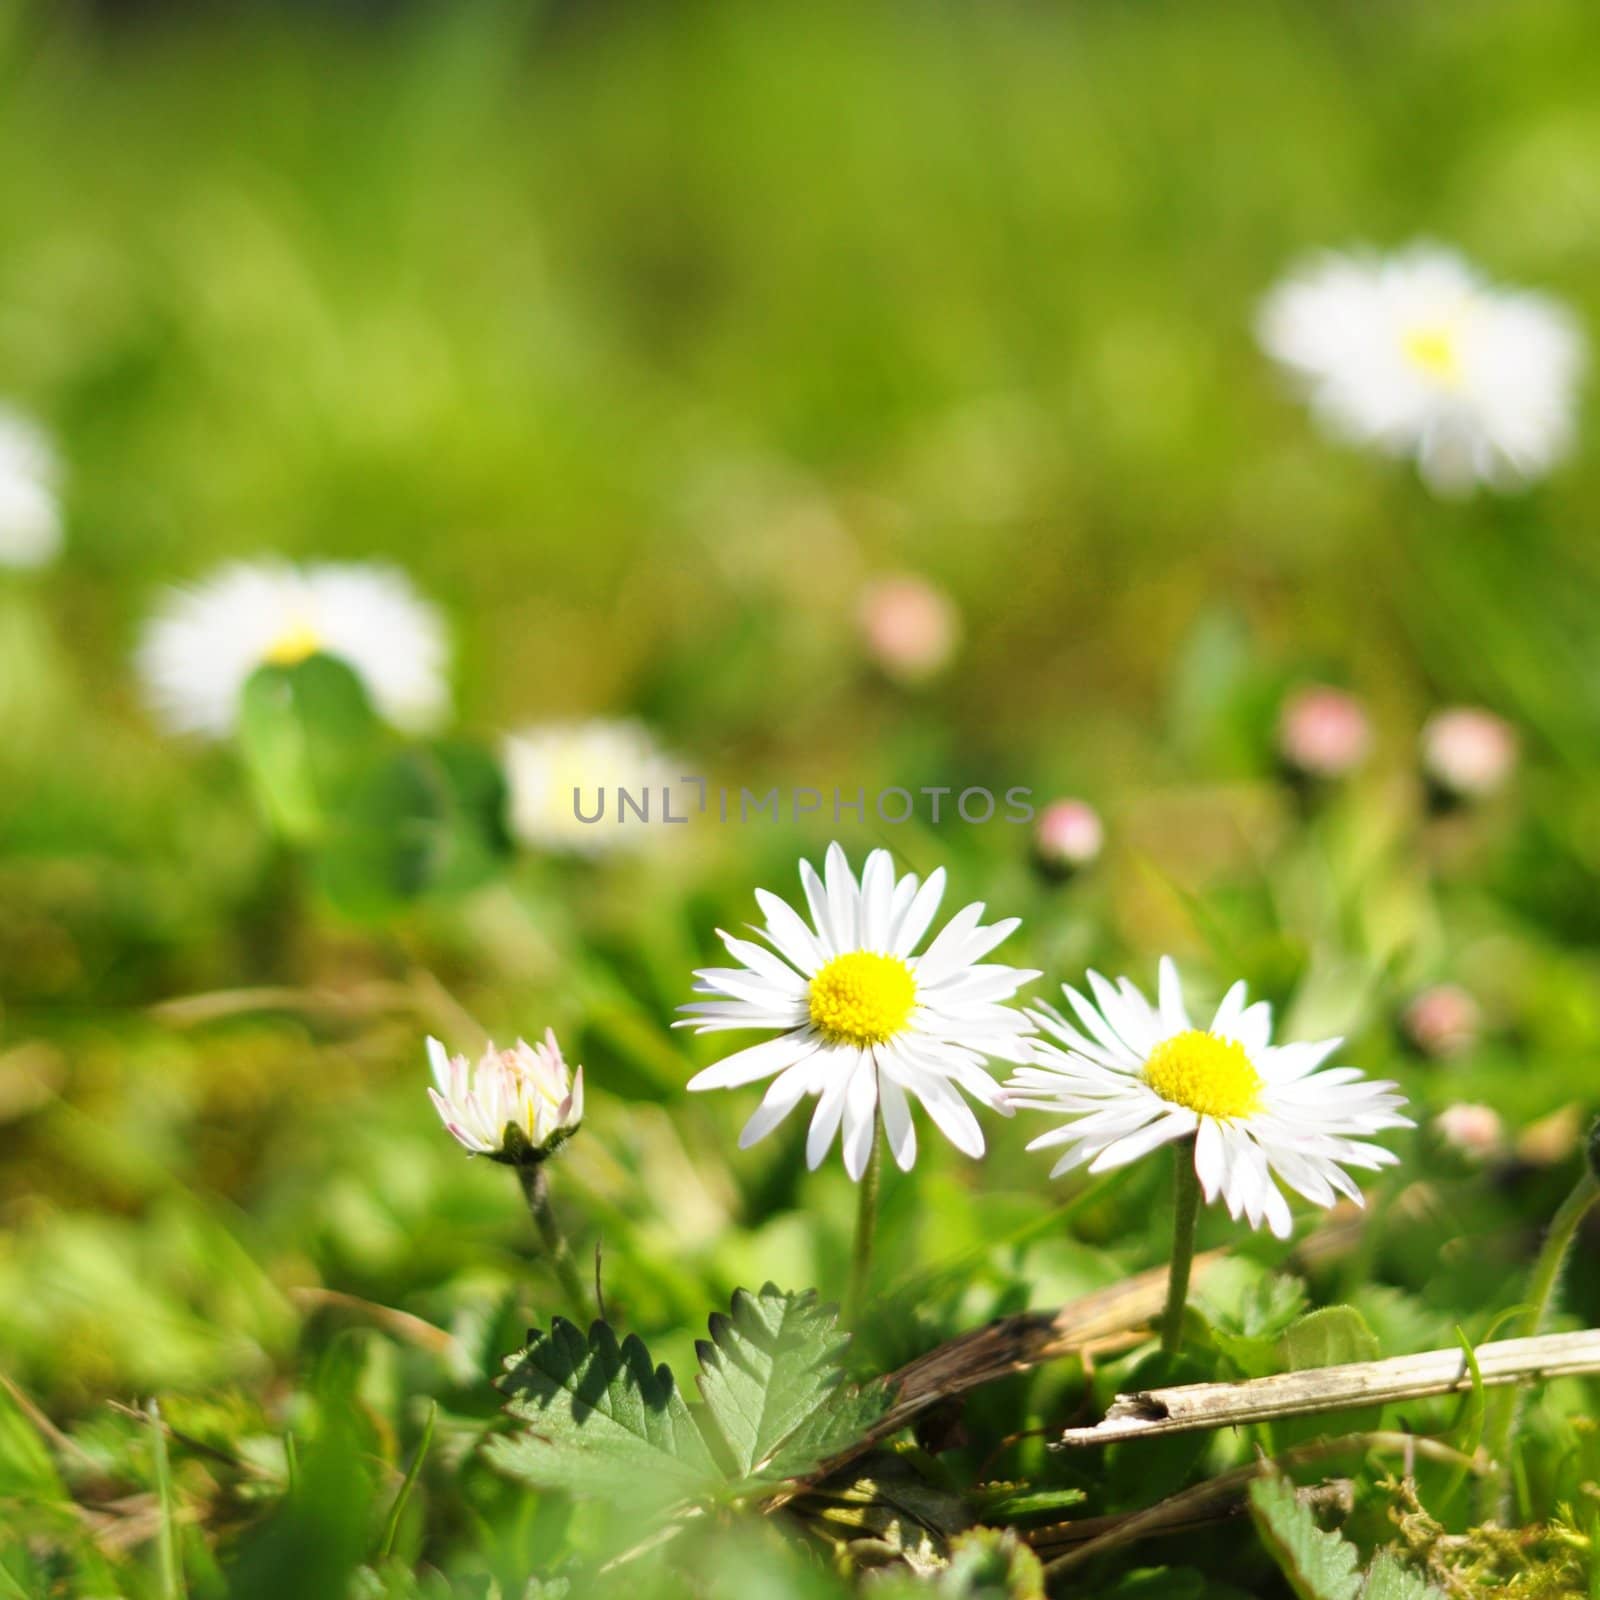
[427,1030,584,1163]
[0,408,63,570]
[1258,244,1586,495]
[502,717,686,855]
[136,559,450,739]
[1004,958,1411,1239]
[678,842,1038,1180]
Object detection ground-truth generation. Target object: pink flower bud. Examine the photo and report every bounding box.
[1401,984,1481,1059]
[858,575,960,685]
[1277,686,1372,779]
[1433,1102,1504,1161]
[1420,707,1518,800]
[426,1031,584,1163]
[1033,799,1105,877]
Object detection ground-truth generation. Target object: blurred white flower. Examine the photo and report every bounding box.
[1421,707,1519,800]
[1258,244,1585,495]
[1005,958,1411,1239]
[858,574,960,685]
[1401,983,1481,1059]
[1434,1102,1505,1162]
[502,717,687,855]
[0,408,62,570]
[679,842,1037,1179]
[137,559,450,738]
[1278,685,1372,779]
[1034,798,1105,876]
[427,1031,584,1163]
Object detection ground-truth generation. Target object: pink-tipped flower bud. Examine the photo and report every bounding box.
[426,1031,584,1165]
[1277,685,1372,780]
[1433,1102,1505,1161]
[1401,984,1481,1060]
[858,574,960,685]
[1033,799,1105,880]
[1420,707,1518,802]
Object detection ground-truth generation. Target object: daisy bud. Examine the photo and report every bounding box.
[1033,799,1105,880]
[1420,707,1519,804]
[1400,984,1481,1060]
[1433,1102,1505,1162]
[857,574,960,686]
[426,1031,584,1165]
[1277,685,1372,781]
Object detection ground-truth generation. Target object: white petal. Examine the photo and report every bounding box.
[911,902,985,988]
[823,841,861,951]
[859,850,895,952]
[1209,981,1249,1038]
[891,868,947,957]
[738,1060,821,1149]
[900,1069,986,1158]
[426,1036,453,1094]
[805,1049,857,1169]
[715,930,808,993]
[1087,1109,1197,1172]
[877,1064,917,1171]
[687,1031,818,1091]
[1157,957,1190,1034]
[840,1053,880,1181]
[799,858,839,955]
[1194,1116,1226,1201]
[754,888,827,974]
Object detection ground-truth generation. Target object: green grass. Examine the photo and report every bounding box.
[3,1,1600,1594]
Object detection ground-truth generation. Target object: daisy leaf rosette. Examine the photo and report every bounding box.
[678,842,1039,1180]
[427,1030,584,1165]
[1004,958,1412,1239]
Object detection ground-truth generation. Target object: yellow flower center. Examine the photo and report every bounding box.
[263,619,323,666]
[808,950,916,1047]
[1400,325,1463,387]
[1143,1029,1264,1120]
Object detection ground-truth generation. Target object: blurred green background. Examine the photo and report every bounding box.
[4,0,1600,1593]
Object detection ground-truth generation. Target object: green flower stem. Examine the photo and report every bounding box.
[1160,1139,1202,1359]
[1520,1167,1599,1340]
[845,1115,884,1328]
[1480,1162,1599,1519]
[517,1161,591,1320]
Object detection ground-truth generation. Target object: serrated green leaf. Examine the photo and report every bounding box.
[1248,1473,1362,1600]
[695,1283,889,1484]
[488,1319,720,1507]
[937,1526,1046,1599]
[1361,1551,1450,1600]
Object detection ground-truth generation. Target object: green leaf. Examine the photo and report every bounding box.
[1361,1551,1450,1600]
[237,656,384,841]
[1280,1307,1381,1372]
[488,1319,721,1508]
[695,1284,887,1483]
[315,740,509,915]
[936,1527,1046,1599]
[1248,1473,1362,1600]
[1274,1307,1382,1449]
[971,1484,1088,1521]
